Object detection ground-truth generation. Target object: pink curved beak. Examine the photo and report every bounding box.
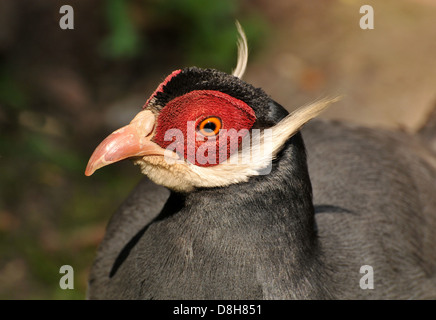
[85,110,166,176]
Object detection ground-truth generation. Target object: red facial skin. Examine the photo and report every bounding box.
[152,90,256,167]
[144,70,182,106]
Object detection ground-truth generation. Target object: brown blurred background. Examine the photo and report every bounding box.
[0,0,435,299]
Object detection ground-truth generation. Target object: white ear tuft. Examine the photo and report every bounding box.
[232,21,248,79]
[270,96,342,156]
[187,97,342,189]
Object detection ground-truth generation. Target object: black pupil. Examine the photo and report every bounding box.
[203,121,216,133]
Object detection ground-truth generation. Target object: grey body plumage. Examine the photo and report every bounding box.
[87,116,436,299]
[86,24,436,299]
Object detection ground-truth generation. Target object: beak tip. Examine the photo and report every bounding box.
[84,110,158,177]
[85,160,100,176]
[85,152,107,177]
[84,166,95,176]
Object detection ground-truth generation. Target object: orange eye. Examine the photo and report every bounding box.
[198,117,222,136]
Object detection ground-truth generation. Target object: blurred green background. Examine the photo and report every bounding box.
[1,0,435,299]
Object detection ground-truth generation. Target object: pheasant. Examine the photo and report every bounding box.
[85,25,436,299]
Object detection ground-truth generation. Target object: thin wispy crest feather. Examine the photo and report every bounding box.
[232,21,248,79]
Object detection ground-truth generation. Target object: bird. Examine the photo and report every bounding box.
[84,24,436,299]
